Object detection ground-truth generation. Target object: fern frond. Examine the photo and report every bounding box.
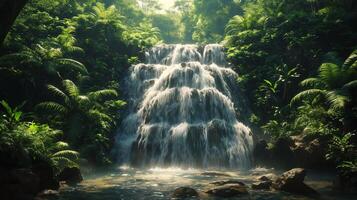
[51,157,79,171]
[343,80,357,89]
[57,58,88,75]
[319,63,341,85]
[343,50,357,69]
[52,150,79,160]
[88,109,112,122]
[62,80,79,98]
[326,91,349,111]
[54,141,70,150]
[36,102,68,114]
[290,89,326,105]
[114,100,127,107]
[88,89,118,101]
[300,78,324,88]
[47,85,70,104]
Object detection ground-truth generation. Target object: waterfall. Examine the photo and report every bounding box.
[117,44,253,169]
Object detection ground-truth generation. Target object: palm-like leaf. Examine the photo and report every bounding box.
[343,80,357,89]
[319,63,342,87]
[63,80,79,98]
[291,89,327,105]
[326,91,350,111]
[88,109,112,122]
[36,102,68,114]
[300,77,324,88]
[47,85,70,105]
[57,58,88,75]
[52,150,79,160]
[88,89,118,101]
[343,50,357,69]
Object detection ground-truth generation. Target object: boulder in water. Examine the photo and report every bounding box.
[205,184,248,197]
[257,173,278,182]
[273,168,318,196]
[172,187,199,198]
[57,167,82,185]
[251,181,272,190]
[210,180,245,186]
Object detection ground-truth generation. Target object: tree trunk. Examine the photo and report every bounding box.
[0,0,28,45]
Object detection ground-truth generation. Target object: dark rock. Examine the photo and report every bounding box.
[273,168,318,196]
[251,181,272,190]
[205,184,248,197]
[57,167,82,185]
[172,187,199,198]
[253,140,270,166]
[271,137,295,168]
[201,171,231,177]
[36,189,59,199]
[333,171,357,193]
[258,173,278,182]
[292,135,334,169]
[0,168,40,200]
[11,168,41,194]
[210,180,245,186]
[32,162,60,190]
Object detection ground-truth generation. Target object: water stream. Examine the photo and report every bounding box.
[117,44,253,169]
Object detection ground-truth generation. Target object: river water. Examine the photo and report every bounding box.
[55,166,355,200]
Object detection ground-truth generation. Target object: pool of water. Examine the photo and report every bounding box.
[55,166,355,200]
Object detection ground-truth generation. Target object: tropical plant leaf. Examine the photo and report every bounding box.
[290,89,326,104]
[36,102,68,114]
[52,150,79,160]
[300,77,324,88]
[62,80,79,98]
[57,58,88,75]
[47,84,70,104]
[88,89,118,101]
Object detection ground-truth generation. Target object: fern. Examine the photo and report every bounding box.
[291,89,326,105]
[47,85,70,104]
[300,77,324,88]
[57,58,88,75]
[36,102,68,114]
[52,150,79,160]
[88,89,118,101]
[63,79,79,98]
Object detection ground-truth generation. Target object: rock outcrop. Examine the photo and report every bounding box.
[205,184,248,198]
[172,187,199,198]
[272,168,318,196]
[57,167,83,185]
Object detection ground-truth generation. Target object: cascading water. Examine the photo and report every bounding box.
[117,44,253,169]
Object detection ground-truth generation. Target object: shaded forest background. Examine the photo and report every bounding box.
[0,0,356,190]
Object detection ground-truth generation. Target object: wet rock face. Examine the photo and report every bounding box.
[205,184,248,198]
[257,173,278,182]
[172,187,199,198]
[251,181,272,190]
[253,134,334,170]
[210,180,245,186]
[273,168,318,196]
[0,168,40,200]
[57,167,83,185]
[333,171,357,193]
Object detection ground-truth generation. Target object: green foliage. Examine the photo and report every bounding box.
[0,0,155,166]
[36,79,125,165]
[1,100,24,128]
[0,102,78,173]
[326,133,355,164]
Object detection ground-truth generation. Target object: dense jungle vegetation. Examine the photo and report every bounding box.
[0,0,356,196]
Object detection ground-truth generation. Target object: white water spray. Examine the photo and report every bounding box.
[117,44,253,169]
